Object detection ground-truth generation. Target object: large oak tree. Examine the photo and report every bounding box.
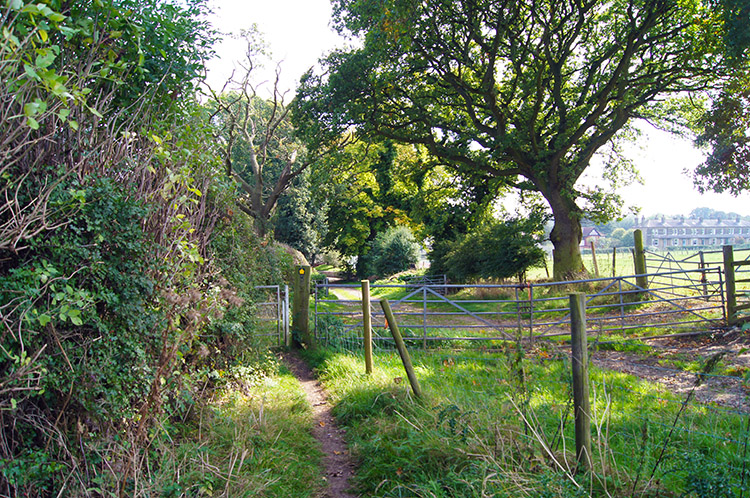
[296,0,739,279]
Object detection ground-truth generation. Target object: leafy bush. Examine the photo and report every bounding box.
[206,213,296,361]
[367,226,420,277]
[431,216,546,282]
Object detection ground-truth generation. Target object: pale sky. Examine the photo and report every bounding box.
[205,0,750,217]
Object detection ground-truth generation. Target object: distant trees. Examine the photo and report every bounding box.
[297,0,745,280]
[274,172,328,264]
[210,69,310,237]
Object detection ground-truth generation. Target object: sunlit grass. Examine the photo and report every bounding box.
[305,347,750,497]
[154,360,324,497]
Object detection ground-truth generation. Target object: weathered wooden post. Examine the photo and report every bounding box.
[380,298,422,399]
[570,292,592,473]
[292,265,312,347]
[361,280,373,374]
[633,229,648,293]
[590,240,600,277]
[723,245,737,327]
[612,247,617,278]
[699,251,708,300]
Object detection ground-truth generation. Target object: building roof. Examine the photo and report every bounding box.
[581,226,602,238]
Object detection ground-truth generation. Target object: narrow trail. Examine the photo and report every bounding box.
[280,351,357,498]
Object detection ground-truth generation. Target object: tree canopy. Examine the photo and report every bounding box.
[296,0,742,279]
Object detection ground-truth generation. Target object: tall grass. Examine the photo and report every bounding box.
[305,347,749,497]
[151,354,324,497]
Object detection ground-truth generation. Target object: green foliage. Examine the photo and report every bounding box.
[1,177,159,417]
[0,0,268,495]
[366,225,421,277]
[432,217,546,282]
[298,0,741,278]
[274,171,328,264]
[207,213,296,359]
[694,75,750,194]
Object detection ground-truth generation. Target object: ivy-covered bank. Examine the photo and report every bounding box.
[0,1,296,495]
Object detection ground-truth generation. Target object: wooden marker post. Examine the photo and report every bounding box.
[292,265,312,347]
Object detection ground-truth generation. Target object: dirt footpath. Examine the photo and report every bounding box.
[590,328,749,412]
[280,351,357,498]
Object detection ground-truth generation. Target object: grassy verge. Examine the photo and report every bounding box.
[153,353,323,497]
[304,347,749,497]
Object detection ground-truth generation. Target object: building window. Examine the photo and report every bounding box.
[728,228,734,235]
[692,239,698,245]
[672,238,679,246]
[709,228,715,235]
[653,239,659,247]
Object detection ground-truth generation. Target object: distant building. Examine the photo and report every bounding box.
[638,216,750,249]
[580,226,603,248]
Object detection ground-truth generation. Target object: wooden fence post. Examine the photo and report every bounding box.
[361,280,373,374]
[723,245,737,327]
[699,251,708,300]
[380,298,423,399]
[590,240,600,277]
[292,265,312,347]
[633,229,648,292]
[569,292,592,473]
[612,247,617,278]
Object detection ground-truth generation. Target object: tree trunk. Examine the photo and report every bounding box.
[547,191,587,280]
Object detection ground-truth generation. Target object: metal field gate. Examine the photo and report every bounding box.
[313,268,728,350]
[252,285,290,347]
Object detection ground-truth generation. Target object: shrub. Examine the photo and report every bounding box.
[431,217,546,282]
[368,226,421,277]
